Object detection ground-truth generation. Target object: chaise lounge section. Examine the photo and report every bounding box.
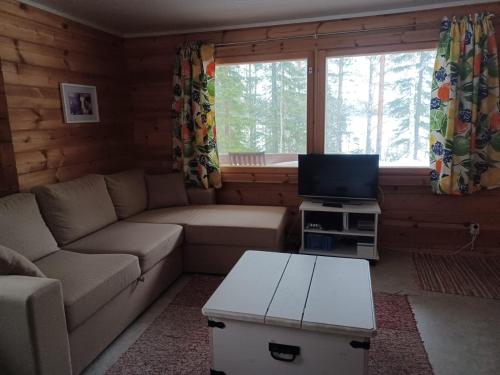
[127,203,287,274]
[0,169,287,374]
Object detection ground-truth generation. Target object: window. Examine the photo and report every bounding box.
[215,50,435,168]
[325,50,435,166]
[215,59,308,166]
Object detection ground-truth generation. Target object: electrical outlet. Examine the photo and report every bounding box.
[469,223,480,236]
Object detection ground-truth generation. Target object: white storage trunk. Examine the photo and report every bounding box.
[202,251,376,375]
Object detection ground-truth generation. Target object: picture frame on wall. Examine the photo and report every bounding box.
[60,83,100,123]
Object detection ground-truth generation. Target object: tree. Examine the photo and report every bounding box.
[269,62,280,152]
[413,52,434,160]
[216,60,307,157]
[260,60,307,154]
[364,56,379,154]
[244,63,258,151]
[386,53,414,161]
[325,57,355,153]
[385,51,434,162]
[214,64,246,154]
[280,60,307,154]
[376,55,385,155]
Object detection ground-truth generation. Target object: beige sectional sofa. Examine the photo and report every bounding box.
[0,170,287,375]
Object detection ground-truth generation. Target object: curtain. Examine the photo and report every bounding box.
[172,41,222,189]
[430,13,500,195]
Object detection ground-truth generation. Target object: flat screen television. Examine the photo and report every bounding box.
[298,154,379,201]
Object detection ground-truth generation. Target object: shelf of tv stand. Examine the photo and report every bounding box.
[300,242,380,260]
[301,200,381,214]
[303,228,375,237]
[299,246,358,258]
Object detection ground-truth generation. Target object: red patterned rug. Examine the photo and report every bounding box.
[106,275,433,375]
[413,253,500,299]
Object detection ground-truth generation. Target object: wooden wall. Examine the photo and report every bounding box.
[0,67,17,195]
[219,167,500,254]
[126,34,183,174]
[0,0,134,192]
[125,2,500,254]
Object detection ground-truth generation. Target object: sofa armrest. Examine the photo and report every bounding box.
[187,187,216,205]
[0,276,72,375]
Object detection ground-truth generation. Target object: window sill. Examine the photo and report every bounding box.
[220,165,298,184]
[221,165,298,172]
[220,165,431,186]
[221,165,430,173]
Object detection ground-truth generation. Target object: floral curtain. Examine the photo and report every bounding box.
[172,41,222,189]
[430,14,500,195]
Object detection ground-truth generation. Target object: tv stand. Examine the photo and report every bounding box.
[322,201,343,208]
[299,200,381,260]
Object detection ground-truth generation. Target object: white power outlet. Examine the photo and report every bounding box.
[469,223,480,236]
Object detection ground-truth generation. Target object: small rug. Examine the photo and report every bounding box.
[369,293,433,375]
[107,276,433,375]
[413,253,500,299]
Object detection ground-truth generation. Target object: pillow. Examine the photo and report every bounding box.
[145,173,189,209]
[32,174,117,245]
[0,244,46,277]
[0,193,59,261]
[186,187,216,205]
[105,169,148,219]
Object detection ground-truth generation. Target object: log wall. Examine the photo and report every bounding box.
[0,66,17,195]
[0,0,134,192]
[125,2,500,253]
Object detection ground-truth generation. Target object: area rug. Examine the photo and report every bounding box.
[413,253,500,299]
[106,275,433,375]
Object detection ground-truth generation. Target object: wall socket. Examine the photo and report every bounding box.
[469,223,480,236]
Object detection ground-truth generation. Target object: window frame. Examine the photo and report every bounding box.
[215,51,315,168]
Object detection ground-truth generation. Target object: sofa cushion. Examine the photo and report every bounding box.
[126,206,201,226]
[186,187,216,205]
[35,250,140,331]
[145,173,189,209]
[0,244,46,277]
[105,169,147,219]
[0,193,59,261]
[62,221,183,272]
[185,205,287,248]
[33,174,118,245]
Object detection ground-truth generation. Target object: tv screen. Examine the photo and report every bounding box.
[298,154,379,201]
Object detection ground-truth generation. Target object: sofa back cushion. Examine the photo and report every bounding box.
[0,193,59,261]
[105,169,148,219]
[33,174,117,245]
[145,173,189,209]
[0,244,46,277]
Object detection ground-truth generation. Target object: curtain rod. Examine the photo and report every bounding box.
[214,21,440,48]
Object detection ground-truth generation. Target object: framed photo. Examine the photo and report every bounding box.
[60,83,100,123]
